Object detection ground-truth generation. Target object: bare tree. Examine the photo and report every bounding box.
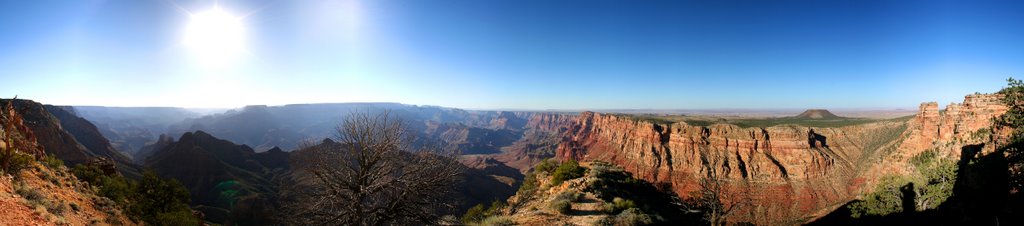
[281,111,461,225]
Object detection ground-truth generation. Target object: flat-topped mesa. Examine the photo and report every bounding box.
[555,111,908,224]
[795,109,842,119]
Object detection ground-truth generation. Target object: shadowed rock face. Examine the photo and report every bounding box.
[145,130,289,222]
[2,99,134,173]
[553,94,1007,224]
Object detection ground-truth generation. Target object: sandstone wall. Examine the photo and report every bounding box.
[553,94,1008,224]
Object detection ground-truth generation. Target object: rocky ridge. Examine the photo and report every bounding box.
[2,99,136,175]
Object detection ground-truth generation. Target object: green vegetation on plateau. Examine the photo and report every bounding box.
[621,113,899,128]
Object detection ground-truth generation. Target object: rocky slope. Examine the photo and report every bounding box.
[554,94,1007,224]
[2,99,136,175]
[2,100,137,225]
[43,106,135,169]
[1,163,138,225]
[493,162,690,225]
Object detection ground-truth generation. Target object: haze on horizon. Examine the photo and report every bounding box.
[1,0,1022,110]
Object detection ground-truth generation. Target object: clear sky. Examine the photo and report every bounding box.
[1,0,1022,109]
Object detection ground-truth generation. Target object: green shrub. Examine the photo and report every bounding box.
[603,197,637,214]
[549,199,572,214]
[41,171,60,186]
[154,210,202,226]
[475,215,514,226]
[69,202,80,212]
[551,159,586,185]
[614,208,654,226]
[910,149,938,170]
[588,162,616,178]
[849,160,958,218]
[41,154,64,170]
[1,151,33,176]
[72,163,105,185]
[848,176,912,217]
[554,191,582,202]
[534,158,557,174]
[98,176,133,205]
[998,78,1024,191]
[14,182,44,202]
[916,160,957,210]
[594,216,615,226]
[515,171,540,202]
[548,191,579,214]
[128,171,193,225]
[461,204,488,224]
[46,200,67,216]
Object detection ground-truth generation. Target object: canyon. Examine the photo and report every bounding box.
[554,94,1008,224]
[2,92,1012,225]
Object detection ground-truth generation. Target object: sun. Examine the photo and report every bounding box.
[184,6,245,66]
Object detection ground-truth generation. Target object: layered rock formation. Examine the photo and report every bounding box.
[2,99,135,175]
[553,94,1007,224]
[462,113,578,171]
[870,94,1011,183]
[912,94,1007,150]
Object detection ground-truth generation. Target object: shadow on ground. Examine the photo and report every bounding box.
[810,142,1024,226]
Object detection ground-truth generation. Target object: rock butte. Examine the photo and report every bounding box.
[554,93,1007,224]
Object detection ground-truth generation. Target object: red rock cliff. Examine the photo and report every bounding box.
[554,94,1008,224]
[555,112,909,223]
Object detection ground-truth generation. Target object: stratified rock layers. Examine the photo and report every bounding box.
[555,94,1006,224]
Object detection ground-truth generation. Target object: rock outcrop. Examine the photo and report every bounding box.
[869,94,1010,183]
[910,94,1007,151]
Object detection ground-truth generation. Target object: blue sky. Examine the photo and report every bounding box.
[1,0,1021,109]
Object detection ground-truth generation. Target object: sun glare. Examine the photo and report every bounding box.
[184,6,245,67]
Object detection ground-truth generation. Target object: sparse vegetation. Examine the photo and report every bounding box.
[548,199,572,214]
[998,77,1024,191]
[534,158,557,174]
[474,215,514,226]
[45,200,67,216]
[128,171,197,226]
[623,112,884,128]
[548,191,581,214]
[15,181,44,202]
[72,163,198,226]
[41,154,64,170]
[462,200,507,224]
[1,151,33,176]
[550,159,585,185]
[849,149,958,217]
[613,208,655,226]
[603,197,637,214]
